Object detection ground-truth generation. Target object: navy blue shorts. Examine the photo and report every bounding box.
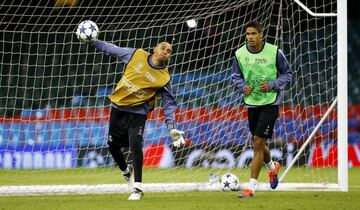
[247,105,279,139]
[108,108,147,147]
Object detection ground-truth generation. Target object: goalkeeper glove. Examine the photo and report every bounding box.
[168,125,185,147]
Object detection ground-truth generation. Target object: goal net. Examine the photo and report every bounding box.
[0,0,345,195]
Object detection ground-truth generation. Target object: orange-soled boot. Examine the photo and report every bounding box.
[238,189,254,198]
[267,162,280,189]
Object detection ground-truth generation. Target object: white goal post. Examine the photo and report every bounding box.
[0,0,347,195]
[336,0,348,192]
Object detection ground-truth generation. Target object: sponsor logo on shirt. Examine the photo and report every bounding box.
[133,62,144,73]
[255,58,267,64]
[133,62,156,82]
[121,77,147,98]
[145,72,156,82]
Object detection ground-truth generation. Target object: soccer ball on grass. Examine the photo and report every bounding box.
[221,173,240,191]
[75,20,99,43]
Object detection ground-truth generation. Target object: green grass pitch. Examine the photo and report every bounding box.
[0,167,359,210]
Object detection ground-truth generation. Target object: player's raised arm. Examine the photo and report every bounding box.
[90,39,136,63]
[76,20,135,62]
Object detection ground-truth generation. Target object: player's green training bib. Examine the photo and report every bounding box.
[235,43,278,106]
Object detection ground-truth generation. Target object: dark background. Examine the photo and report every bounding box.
[349,0,360,19]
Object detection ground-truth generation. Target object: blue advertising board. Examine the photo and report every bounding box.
[0,144,77,169]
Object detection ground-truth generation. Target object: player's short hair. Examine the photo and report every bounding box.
[245,20,263,33]
[158,41,171,46]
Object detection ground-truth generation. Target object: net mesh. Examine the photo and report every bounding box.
[0,0,338,190]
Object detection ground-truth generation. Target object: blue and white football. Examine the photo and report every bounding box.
[76,20,99,43]
[221,173,240,191]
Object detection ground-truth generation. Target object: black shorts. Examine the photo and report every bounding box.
[248,105,279,139]
[108,108,147,147]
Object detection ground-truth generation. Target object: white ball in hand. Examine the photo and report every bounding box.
[76,20,99,43]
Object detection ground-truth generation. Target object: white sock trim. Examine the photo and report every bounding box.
[266,160,275,171]
[133,182,142,190]
[249,178,258,193]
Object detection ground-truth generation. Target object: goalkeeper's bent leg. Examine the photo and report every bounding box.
[107,136,127,171]
[129,128,144,183]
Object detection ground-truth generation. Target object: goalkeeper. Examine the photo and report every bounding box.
[231,20,292,198]
[84,39,184,200]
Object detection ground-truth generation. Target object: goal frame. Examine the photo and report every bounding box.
[336,0,348,192]
[0,0,348,195]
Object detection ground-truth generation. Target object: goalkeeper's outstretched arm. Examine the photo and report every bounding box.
[91,39,136,63]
